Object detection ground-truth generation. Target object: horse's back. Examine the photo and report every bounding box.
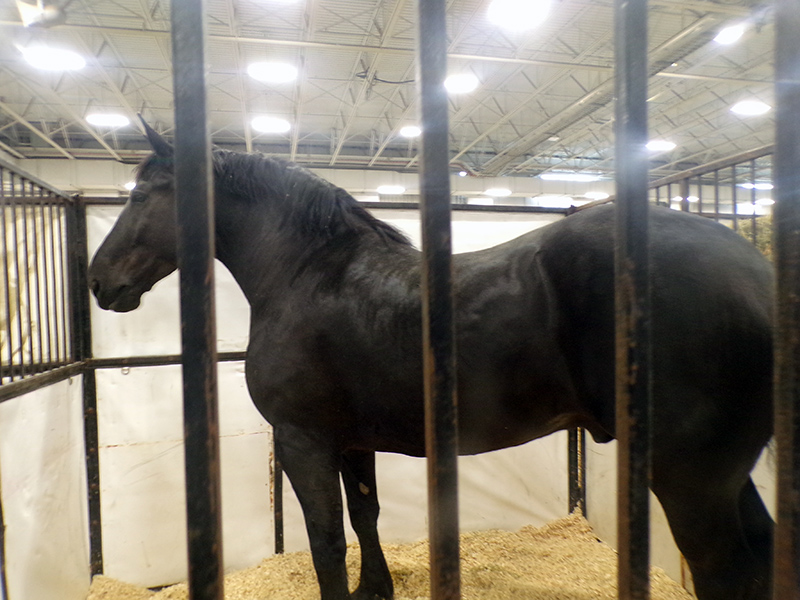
[536,205,773,457]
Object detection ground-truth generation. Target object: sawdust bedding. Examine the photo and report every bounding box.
[87,514,692,600]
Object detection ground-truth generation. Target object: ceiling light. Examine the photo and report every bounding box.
[399,125,421,138]
[739,182,774,190]
[123,181,136,191]
[646,140,676,152]
[247,62,298,83]
[756,198,775,206]
[585,191,610,200]
[483,187,512,197]
[21,46,85,71]
[539,172,601,182]
[445,73,479,94]
[731,100,771,116]
[250,116,291,133]
[376,185,405,195]
[533,195,575,208]
[458,171,468,177]
[487,0,552,31]
[86,113,130,128]
[687,195,699,203]
[714,24,745,45]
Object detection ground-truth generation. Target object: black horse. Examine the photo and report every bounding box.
[89,125,775,600]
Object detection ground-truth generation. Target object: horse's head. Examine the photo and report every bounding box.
[88,122,179,312]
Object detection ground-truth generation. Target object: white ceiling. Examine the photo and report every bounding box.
[0,0,775,181]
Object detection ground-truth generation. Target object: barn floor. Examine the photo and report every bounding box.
[86,514,693,600]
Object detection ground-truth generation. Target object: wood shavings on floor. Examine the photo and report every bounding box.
[87,513,693,600]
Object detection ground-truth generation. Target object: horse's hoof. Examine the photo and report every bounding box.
[351,586,393,600]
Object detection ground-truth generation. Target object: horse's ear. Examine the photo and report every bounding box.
[138,114,173,158]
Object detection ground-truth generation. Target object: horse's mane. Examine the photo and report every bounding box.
[137,149,412,247]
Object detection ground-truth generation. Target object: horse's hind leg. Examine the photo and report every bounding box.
[738,477,773,586]
[653,468,771,600]
[275,424,351,600]
[342,450,393,600]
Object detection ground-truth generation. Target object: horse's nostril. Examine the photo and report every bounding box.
[90,279,100,295]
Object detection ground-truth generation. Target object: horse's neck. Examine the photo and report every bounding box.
[212,192,418,309]
[213,196,292,306]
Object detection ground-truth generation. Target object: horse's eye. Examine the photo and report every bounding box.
[130,191,146,204]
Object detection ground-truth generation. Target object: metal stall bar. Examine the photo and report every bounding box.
[170,0,223,597]
[614,0,652,598]
[416,0,460,598]
[65,195,103,576]
[772,0,800,597]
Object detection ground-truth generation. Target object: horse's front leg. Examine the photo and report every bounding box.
[275,424,350,600]
[342,450,393,600]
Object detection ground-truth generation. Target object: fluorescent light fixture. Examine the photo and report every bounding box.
[687,195,699,203]
[458,171,468,177]
[756,198,775,206]
[646,139,676,152]
[376,185,405,195]
[483,187,512,197]
[533,195,575,208]
[445,73,479,94]
[21,46,85,71]
[671,196,684,202]
[738,182,774,190]
[584,191,610,200]
[487,0,552,31]
[731,100,771,116]
[86,113,130,128]
[123,181,136,191]
[714,24,745,45]
[247,62,298,83]
[539,172,601,183]
[251,116,291,133]
[399,125,421,138]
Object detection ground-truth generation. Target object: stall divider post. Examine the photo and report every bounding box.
[170,0,224,598]
[416,0,461,598]
[614,0,653,598]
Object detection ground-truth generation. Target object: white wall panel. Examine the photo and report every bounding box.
[0,378,90,600]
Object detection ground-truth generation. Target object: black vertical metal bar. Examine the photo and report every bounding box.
[568,428,586,516]
[66,196,104,575]
[773,1,800,596]
[170,0,223,598]
[31,185,45,366]
[416,0,460,598]
[19,181,34,371]
[731,165,739,230]
[9,176,25,379]
[696,178,703,215]
[614,0,652,598]
[38,193,53,366]
[679,178,690,212]
[57,204,70,363]
[750,159,758,244]
[46,200,61,366]
[273,456,284,555]
[0,170,16,381]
